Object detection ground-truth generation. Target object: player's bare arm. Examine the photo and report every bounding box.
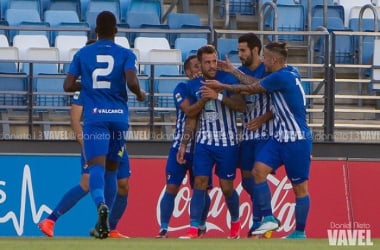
[246,111,273,131]
[63,74,81,92]
[222,93,246,113]
[200,84,246,112]
[70,104,83,146]
[232,68,260,85]
[179,97,208,118]
[218,58,259,85]
[203,79,266,95]
[176,116,198,164]
[125,70,146,102]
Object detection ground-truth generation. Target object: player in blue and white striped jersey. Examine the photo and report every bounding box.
[156,55,212,239]
[204,42,312,239]
[178,45,246,239]
[232,33,274,237]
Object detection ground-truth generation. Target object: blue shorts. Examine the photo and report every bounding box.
[193,143,239,180]
[118,150,131,179]
[82,121,129,163]
[165,147,193,186]
[238,138,269,172]
[80,149,130,179]
[256,138,312,184]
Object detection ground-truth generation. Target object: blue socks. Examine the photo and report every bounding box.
[109,194,128,230]
[190,189,206,228]
[253,181,273,217]
[242,177,262,225]
[159,192,176,230]
[225,190,239,222]
[89,165,105,206]
[200,193,211,227]
[295,195,310,232]
[104,170,118,209]
[48,185,87,222]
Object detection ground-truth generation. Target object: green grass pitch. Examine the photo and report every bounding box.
[1,238,378,250]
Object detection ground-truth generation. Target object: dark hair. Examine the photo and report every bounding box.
[86,39,96,45]
[95,11,117,37]
[184,55,197,71]
[197,45,217,61]
[238,33,262,54]
[265,42,288,59]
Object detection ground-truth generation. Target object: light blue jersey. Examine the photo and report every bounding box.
[260,66,311,142]
[239,64,274,141]
[187,71,240,147]
[68,39,137,124]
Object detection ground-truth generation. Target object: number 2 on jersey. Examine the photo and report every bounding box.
[92,55,114,89]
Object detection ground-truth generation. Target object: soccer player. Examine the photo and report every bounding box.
[177,45,246,239]
[38,92,131,238]
[233,33,274,237]
[63,11,145,239]
[204,42,312,239]
[156,55,212,239]
[218,33,277,238]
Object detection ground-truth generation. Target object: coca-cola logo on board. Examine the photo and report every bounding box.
[156,174,296,233]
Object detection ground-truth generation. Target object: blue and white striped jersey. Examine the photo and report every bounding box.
[239,64,274,141]
[172,82,192,153]
[187,71,240,147]
[260,66,311,142]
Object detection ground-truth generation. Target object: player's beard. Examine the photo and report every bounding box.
[241,54,253,67]
[202,69,217,80]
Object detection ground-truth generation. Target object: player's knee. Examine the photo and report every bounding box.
[194,176,208,190]
[292,181,308,197]
[165,184,180,195]
[252,164,271,182]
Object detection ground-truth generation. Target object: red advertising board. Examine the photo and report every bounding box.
[117,159,380,238]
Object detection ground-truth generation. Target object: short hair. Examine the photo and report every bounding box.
[86,39,96,45]
[95,11,117,37]
[197,45,217,61]
[184,55,197,71]
[265,42,288,60]
[238,33,262,54]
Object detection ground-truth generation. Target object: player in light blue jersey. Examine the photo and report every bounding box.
[177,45,246,239]
[204,42,312,239]
[63,11,145,239]
[38,91,131,238]
[156,55,212,239]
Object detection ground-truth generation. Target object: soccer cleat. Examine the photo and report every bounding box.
[92,203,110,239]
[283,230,306,239]
[250,216,280,235]
[198,226,207,238]
[155,229,168,239]
[248,218,281,238]
[247,221,262,238]
[89,228,96,237]
[38,219,55,237]
[109,230,130,238]
[179,227,198,239]
[228,221,241,239]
